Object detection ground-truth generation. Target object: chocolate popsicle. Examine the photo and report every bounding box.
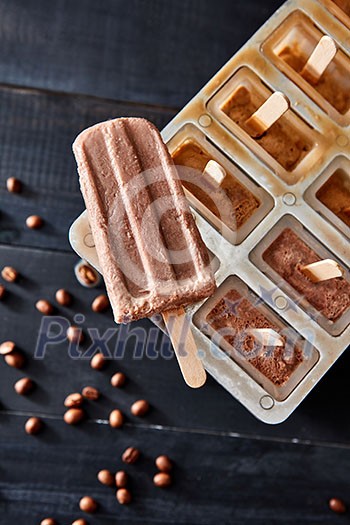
[263,228,350,321]
[73,117,215,324]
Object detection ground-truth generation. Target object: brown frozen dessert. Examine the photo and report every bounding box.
[204,288,303,386]
[333,0,350,15]
[316,168,350,228]
[222,86,311,171]
[73,118,216,324]
[279,46,350,115]
[263,228,350,321]
[172,140,260,230]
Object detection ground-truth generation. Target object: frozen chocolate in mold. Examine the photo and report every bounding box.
[262,228,350,322]
[172,140,260,231]
[316,168,350,228]
[221,86,311,171]
[204,288,304,387]
[333,0,350,15]
[278,45,350,115]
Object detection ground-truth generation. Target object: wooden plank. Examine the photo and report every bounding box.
[0,0,284,107]
[1,243,350,446]
[0,85,176,251]
[0,414,349,524]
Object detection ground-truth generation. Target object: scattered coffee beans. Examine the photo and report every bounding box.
[64,393,83,408]
[67,326,84,344]
[26,215,43,229]
[6,177,22,193]
[115,470,128,488]
[5,350,25,369]
[109,409,124,429]
[122,447,140,464]
[90,353,106,370]
[64,408,85,425]
[72,520,87,525]
[131,399,150,417]
[153,472,172,488]
[78,264,98,286]
[116,488,132,505]
[55,288,72,306]
[1,266,19,282]
[79,496,98,514]
[82,386,100,400]
[97,469,115,487]
[40,519,57,525]
[0,284,6,300]
[14,377,34,396]
[155,455,173,473]
[25,417,43,435]
[91,294,109,313]
[36,299,54,315]
[110,372,126,388]
[329,498,346,514]
[0,340,15,355]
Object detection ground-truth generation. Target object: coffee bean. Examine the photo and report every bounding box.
[82,386,100,401]
[122,447,140,464]
[115,470,128,488]
[78,264,98,286]
[55,288,72,306]
[90,353,106,370]
[25,417,43,435]
[79,496,98,513]
[116,488,132,505]
[155,455,173,473]
[0,284,6,300]
[153,472,172,488]
[64,393,83,408]
[97,469,115,487]
[329,498,346,514]
[5,350,25,369]
[67,326,84,344]
[72,520,88,525]
[6,177,22,193]
[64,408,85,425]
[110,372,126,388]
[14,377,34,396]
[0,340,15,355]
[26,215,43,229]
[109,409,124,428]
[1,266,19,282]
[131,399,150,417]
[40,519,57,525]
[36,299,54,315]
[91,294,109,313]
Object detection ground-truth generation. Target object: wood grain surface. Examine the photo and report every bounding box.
[0,0,349,524]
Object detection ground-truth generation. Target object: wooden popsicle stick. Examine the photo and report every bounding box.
[245,92,289,138]
[162,307,207,388]
[247,328,284,347]
[203,160,226,187]
[301,35,337,85]
[300,259,344,283]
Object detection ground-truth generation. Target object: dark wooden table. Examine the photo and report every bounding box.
[0,1,350,523]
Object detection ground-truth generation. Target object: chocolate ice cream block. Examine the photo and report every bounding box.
[172,140,260,230]
[251,216,350,335]
[194,276,319,401]
[316,168,350,228]
[333,0,350,15]
[207,67,317,184]
[166,125,274,244]
[262,11,350,123]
